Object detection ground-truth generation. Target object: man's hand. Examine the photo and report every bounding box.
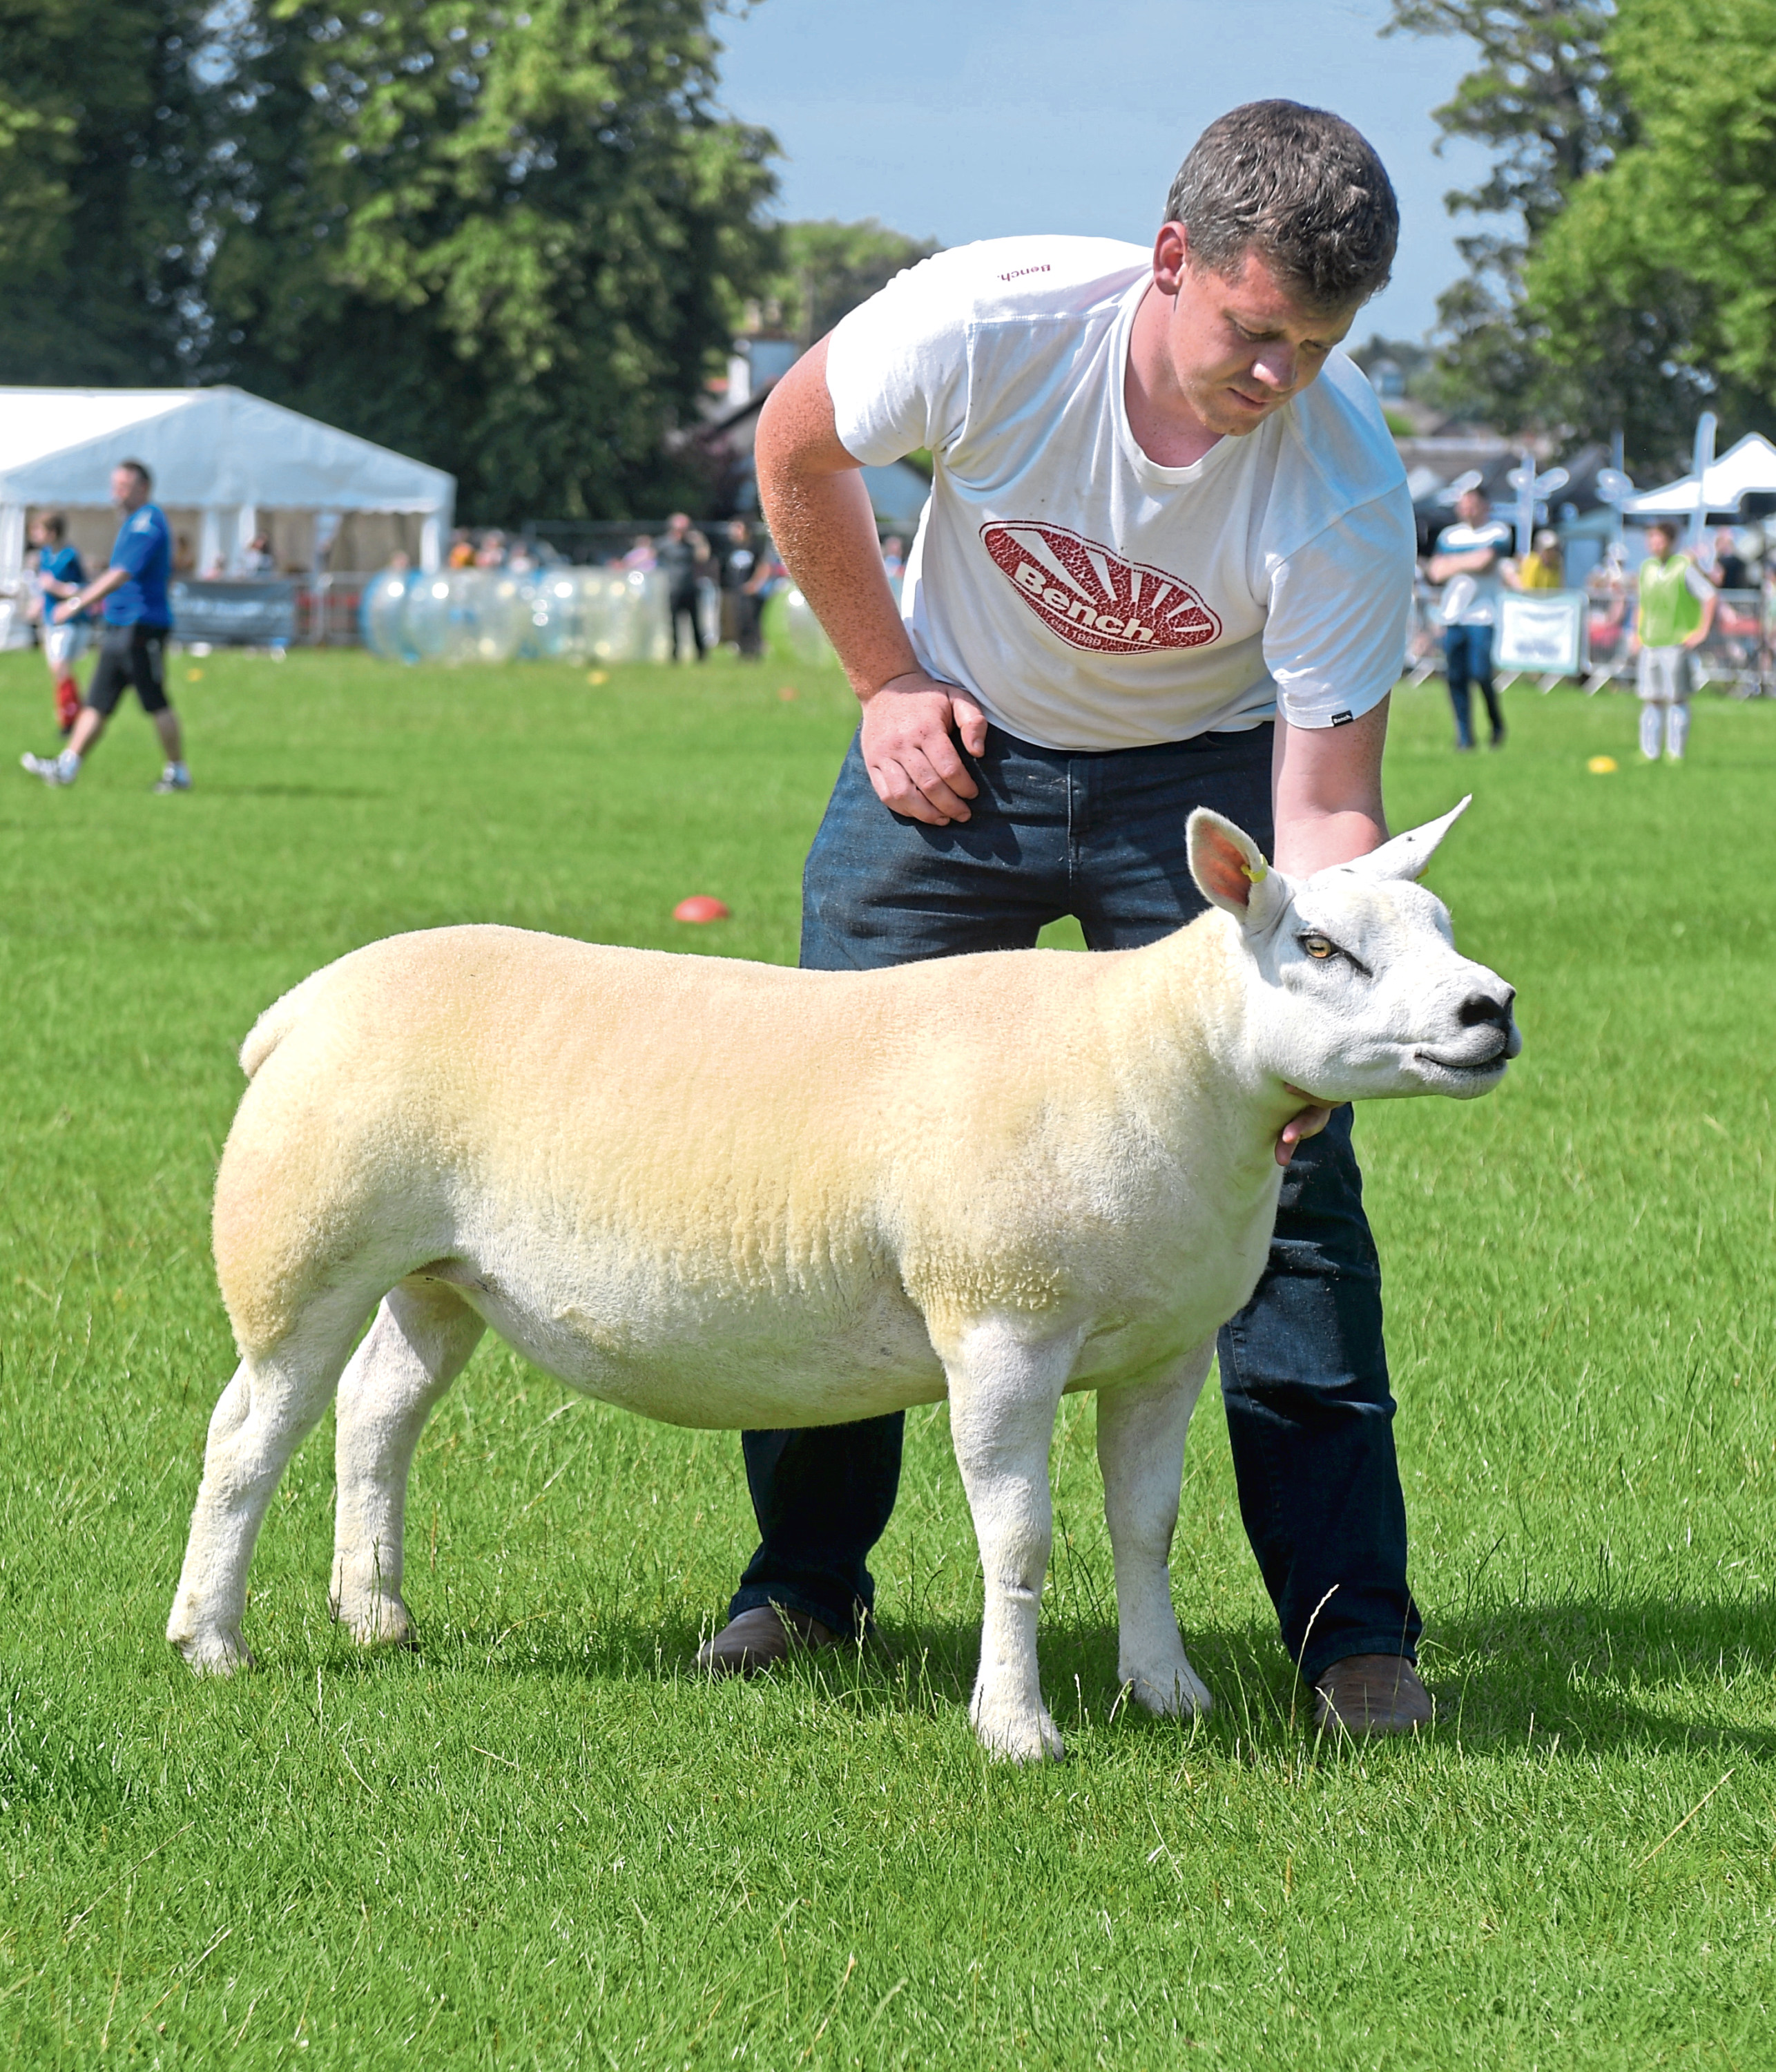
[52,595,84,624]
[1277,1089,1335,1167]
[860,671,989,824]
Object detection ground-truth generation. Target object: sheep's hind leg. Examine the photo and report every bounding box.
[167,1291,370,1675]
[1097,1343,1215,1720]
[945,1318,1082,1763]
[329,1279,485,1648]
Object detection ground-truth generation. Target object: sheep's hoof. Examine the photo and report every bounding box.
[170,1629,255,1677]
[970,1695,1065,1763]
[329,1592,416,1649]
[1123,1662,1214,1720]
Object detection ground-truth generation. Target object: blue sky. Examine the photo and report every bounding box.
[715,0,1500,345]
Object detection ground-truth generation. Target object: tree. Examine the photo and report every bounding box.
[1381,2,1630,428]
[0,0,210,383]
[760,218,940,347]
[1527,0,1776,461]
[198,0,779,523]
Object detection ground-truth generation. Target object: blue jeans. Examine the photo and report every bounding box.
[731,725,1421,1682]
[1443,622,1504,747]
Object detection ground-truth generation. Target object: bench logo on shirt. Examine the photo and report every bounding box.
[981,521,1222,655]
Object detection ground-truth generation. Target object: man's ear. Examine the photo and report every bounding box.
[1187,809,1288,928]
[1338,796,1471,885]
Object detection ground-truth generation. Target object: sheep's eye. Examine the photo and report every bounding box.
[1300,934,1338,961]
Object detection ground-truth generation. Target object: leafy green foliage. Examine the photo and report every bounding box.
[0,651,1773,2062]
[0,1,780,524]
[1385,0,1776,468]
[202,0,779,524]
[1382,2,1632,435]
[0,0,209,383]
[760,217,940,347]
[1527,0,1776,461]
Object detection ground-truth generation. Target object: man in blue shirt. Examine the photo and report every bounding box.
[21,458,191,792]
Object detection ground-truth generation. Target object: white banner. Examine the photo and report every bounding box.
[1497,590,1588,675]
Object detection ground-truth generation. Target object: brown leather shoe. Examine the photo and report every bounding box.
[1312,1653,1433,1738]
[695,1605,839,1678]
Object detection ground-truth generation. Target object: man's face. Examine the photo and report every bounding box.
[668,515,689,538]
[1456,490,1490,527]
[111,466,146,510]
[1154,232,1359,437]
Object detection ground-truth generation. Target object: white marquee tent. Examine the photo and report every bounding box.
[1622,431,1776,519]
[0,385,454,584]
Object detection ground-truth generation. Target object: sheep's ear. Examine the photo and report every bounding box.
[1340,796,1471,885]
[1188,809,1286,928]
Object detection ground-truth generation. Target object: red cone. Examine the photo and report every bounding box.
[673,895,731,924]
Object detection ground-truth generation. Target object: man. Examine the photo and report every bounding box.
[1708,527,1749,594]
[655,512,710,662]
[697,100,1434,1738]
[1628,519,1715,762]
[22,459,191,793]
[1427,485,1513,751]
[719,518,764,659]
[28,513,88,733]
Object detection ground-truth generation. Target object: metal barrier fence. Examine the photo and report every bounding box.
[1406,581,1774,697]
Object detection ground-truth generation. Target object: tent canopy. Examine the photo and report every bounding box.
[0,385,453,576]
[1623,431,1776,518]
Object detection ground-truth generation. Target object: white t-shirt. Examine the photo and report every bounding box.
[824,236,1415,751]
[1432,518,1514,628]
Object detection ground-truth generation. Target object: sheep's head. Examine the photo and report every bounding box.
[1187,798,1520,1106]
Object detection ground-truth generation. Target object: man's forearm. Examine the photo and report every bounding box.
[1271,700,1389,874]
[1427,548,1495,582]
[755,339,920,702]
[76,567,126,611]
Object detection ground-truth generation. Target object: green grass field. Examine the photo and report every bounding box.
[1,646,1771,2069]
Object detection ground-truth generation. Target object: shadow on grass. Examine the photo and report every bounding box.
[337,1584,1776,1764]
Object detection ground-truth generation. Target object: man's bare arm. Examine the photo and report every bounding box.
[755,342,987,825]
[1426,544,1497,582]
[1266,698,1391,1157]
[55,565,126,623]
[1271,698,1389,875]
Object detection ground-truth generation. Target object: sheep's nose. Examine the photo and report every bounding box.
[1458,988,1515,1030]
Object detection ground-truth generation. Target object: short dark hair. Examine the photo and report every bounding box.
[39,512,66,539]
[1165,101,1398,309]
[117,457,152,490]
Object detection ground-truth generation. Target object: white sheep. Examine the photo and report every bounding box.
[167,801,1517,1761]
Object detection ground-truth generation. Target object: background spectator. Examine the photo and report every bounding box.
[28,513,88,735]
[1629,518,1715,762]
[720,519,764,659]
[1427,486,1514,751]
[655,512,710,662]
[1710,527,1750,591]
[1506,528,1563,591]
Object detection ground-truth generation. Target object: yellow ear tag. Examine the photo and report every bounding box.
[1241,859,1268,884]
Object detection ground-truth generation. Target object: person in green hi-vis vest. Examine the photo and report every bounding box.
[1628,519,1716,762]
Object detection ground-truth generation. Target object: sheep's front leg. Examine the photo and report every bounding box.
[945,1320,1082,1763]
[329,1279,484,1647]
[1096,1343,1215,1719]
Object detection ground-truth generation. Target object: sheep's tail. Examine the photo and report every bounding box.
[239,968,329,1079]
